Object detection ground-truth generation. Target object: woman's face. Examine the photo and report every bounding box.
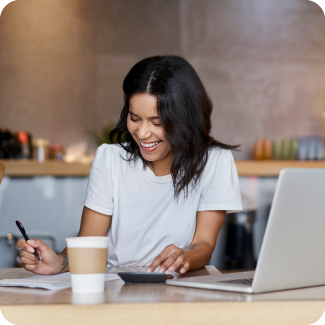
[127,93,171,162]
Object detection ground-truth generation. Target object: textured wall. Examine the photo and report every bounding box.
[0,0,325,158]
[181,0,325,159]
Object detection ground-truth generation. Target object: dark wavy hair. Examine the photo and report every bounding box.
[110,55,240,200]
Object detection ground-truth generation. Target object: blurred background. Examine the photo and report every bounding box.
[1,0,325,270]
[1,0,325,159]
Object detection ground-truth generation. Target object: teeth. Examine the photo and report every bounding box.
[140,141,160,148]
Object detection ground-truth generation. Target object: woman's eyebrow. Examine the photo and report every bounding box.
[128,110,160,119]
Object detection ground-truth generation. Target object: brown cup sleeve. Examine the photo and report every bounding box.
[68,247,108,274]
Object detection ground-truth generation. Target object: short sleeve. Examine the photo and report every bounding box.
[197,149,242,214]
[83,144,114,215]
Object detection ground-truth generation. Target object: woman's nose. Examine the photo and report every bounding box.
[137,123,152,139]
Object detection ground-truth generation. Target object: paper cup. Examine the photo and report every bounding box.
[72,292,105,305]
[66,237,109,293]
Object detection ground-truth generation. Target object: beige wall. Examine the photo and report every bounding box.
[1,0,325,159]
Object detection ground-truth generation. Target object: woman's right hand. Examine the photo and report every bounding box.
[15,207,111,275]
[16,239,65,275]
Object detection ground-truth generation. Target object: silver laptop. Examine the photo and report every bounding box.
[167,168,325,293]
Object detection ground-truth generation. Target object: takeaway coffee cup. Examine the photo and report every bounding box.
[72,292,105,305]
[66,237,109,293]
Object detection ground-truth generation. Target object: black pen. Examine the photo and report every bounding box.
[16,220,41,261]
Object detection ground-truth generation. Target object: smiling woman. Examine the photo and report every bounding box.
[17,55,243,276]
[111,55,240,199]
[127,94,172,175]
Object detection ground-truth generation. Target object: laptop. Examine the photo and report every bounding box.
[167,168,325,293]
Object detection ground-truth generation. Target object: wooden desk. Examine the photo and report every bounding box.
[0,267,324,325]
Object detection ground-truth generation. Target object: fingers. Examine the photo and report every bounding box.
[147,245,177,272]
[20,250,39,265]
[146,252,168,273]
[166,254,185,273]
[146,245,187,274]
[16,239,35,254]
[161,253,189,274]
[20,248,41,269]
[159,248,184,273]
[23,263,40,272]
[26,239,49,254]
[17,238,49,258]
[17,239,42,271]
[176,261,190,274]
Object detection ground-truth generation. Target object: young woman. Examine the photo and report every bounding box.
[17,55,242,275]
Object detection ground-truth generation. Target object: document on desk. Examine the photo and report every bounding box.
[0,272,120,291]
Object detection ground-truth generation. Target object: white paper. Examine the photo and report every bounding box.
[0,272,120,291]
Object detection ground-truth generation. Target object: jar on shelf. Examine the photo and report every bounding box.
[17,131,31,159]
[32,139,50,162]
[49,145,64,161]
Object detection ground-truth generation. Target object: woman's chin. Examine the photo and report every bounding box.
[140,150,159,162]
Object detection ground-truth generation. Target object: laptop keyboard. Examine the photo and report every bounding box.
[218,278,253,286]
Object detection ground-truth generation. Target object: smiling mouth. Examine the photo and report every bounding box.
[140,140,162,148]
[139,140,162,151]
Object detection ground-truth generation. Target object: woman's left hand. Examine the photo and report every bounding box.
[146,244,189,274]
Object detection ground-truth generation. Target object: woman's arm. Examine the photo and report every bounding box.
[147,210,225,274]
[57,206,112,273]
[17,206,112,275]
[183,210,225,271]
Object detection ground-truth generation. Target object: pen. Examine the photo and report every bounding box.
[15,220,41,261]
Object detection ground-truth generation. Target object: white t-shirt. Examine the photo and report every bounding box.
[84,144,242,266]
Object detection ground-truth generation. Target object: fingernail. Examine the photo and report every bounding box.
[28,247,34,253]
[180,268,185,274]
[159,268,165,273]
[146,268,152,273]
[168,267,174,272]
[28,240,35,244]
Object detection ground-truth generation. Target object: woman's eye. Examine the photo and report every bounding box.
[153,121,162,126]
[130,118,140,122]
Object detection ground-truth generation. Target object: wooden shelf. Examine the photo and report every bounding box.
[235,160,325,177]
[1,159,325,177]
[1,160,91,177]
